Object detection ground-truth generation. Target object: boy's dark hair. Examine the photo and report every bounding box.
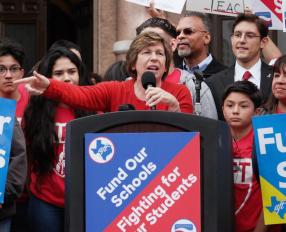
[0,38,25,66]
[136,17,177,38]
[232,13,268,39]
[49,39,81,53]
[222,81,263,109]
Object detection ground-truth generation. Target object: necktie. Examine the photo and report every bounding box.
[242,71,252,81]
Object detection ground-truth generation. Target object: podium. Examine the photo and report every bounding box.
[65,111,233,232]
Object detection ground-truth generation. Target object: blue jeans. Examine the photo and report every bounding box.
[28,195,64,232]
[0,217,12,232]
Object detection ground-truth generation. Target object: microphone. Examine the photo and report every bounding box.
[194,70,204,103]
[193,70,204,115]
[141,71,156,110]
[118,104,135,111]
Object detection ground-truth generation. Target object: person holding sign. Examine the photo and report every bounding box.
[22,47,93,232]
[0,120,27,232]
[222,81,281,232]
[14,32,193,113]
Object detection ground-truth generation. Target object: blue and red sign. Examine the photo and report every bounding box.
[85,132,201,232]
[253,114,286,225]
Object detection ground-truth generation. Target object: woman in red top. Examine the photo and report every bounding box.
[22,47,93,232]
[264,55,286,114]
[15,32,193,113]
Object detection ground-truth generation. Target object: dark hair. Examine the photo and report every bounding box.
[49,39,81,54]
[136,17,177,38]
[264,55,286,113]
[103,60,129,82]
[183,11,211,33]
[126,31,171,80]
[0,38,25,66]
[222,80,262,109]
[23,47,90,179]
[232,13,268,39]
[90,72,102,84]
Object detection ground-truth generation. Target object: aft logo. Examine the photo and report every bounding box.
[255,12,272,27]
[171,219,197,232]
[88,137,115,164]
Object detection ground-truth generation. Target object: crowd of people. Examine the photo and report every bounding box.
[0,3,285,232]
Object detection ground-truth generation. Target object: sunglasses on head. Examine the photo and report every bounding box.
[176,27,207,37]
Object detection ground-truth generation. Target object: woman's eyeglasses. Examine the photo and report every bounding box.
[176,27,207,37]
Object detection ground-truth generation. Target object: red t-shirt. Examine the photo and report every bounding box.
[44,79,193,113]
[29,106,75,207]
[233,130,262,231]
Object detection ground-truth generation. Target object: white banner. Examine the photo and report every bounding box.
[186,0,245,16]
[125,0,187,14]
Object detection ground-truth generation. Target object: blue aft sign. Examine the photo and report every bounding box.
[0,97,16,203]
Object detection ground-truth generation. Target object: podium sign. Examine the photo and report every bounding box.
[85,132,201,232]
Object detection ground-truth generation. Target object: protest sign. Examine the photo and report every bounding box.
[125,0,186,14]
[0,97,16,204]
[186,0,245,16]
[253,114,286,225]
[85,132,201,232]
[250,0,286,31]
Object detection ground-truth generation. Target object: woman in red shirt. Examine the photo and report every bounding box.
[23,47,93,232]
[15,32,193,113]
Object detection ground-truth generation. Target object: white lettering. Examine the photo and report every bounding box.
[277,161,286,188]
[0,116,11,135]
[257,128,275,154]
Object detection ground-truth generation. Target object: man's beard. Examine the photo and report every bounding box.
[177,47,192,58]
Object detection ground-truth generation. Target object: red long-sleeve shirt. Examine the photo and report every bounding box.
[44,79,193,113]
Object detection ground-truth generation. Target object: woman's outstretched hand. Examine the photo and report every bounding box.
[13,71,50,95]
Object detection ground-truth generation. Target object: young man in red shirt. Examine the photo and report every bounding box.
[222,81,281,232]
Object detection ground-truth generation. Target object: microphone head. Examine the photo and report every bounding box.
[194,70,204,80]
[141,71,156,90]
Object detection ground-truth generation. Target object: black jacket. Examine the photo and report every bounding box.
[205,62,273,120]
[177,56,227,78]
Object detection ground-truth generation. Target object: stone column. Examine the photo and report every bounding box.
[113,0,149,60]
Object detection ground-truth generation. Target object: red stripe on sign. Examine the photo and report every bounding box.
[105,134,201,232]
[260,0,282,21]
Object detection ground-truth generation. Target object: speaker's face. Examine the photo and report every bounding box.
[135,43,166,84]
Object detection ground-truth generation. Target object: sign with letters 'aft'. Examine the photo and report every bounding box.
[253,114,286,225]
[85,132,201,232]
[0,97,16,204]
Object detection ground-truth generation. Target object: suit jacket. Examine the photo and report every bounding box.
[178,55,227,78]
[205,61,273,120]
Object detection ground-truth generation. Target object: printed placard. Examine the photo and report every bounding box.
[253,114,286,225]
[0,97,16,203]
[85,132,201,232]
[186,0,245,16]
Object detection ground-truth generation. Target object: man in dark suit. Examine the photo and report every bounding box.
[176,12,227,77]
[206,13,272,120]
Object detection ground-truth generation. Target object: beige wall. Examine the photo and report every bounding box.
[93,0,181,76]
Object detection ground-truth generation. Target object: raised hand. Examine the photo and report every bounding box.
[145,86,180,112]
[13,71,50,95]
[146,0,166,19]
